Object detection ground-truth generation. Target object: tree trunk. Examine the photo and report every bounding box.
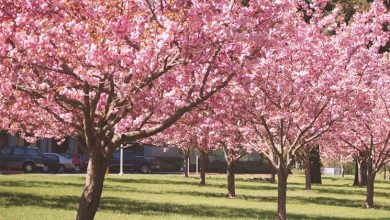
[226,160,235,198]
[184,150,190,178]
[384,165,387,180]
[366,176,375,208]
[353,159,359,186]
[76,153,108,220]
[359,159,367,186]
[304,156,311,190]
[199,151,208,186]
[365,159,376,208]
[341,164,345,178]
[310,146,322,184]
[353,159,367,187]
[277,169,288,220]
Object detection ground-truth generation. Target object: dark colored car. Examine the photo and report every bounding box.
[41,154,60,173]
[0,146,45,173]
[80,154,89,168]
[62,153,84,173]
[110,149,160,173]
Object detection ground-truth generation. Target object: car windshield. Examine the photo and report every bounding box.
[43,154,54,160]
[63,153,72,159]
[45,154,58,160]
[27,148,40,156]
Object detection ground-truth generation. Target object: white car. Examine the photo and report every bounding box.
[44,153,75,173]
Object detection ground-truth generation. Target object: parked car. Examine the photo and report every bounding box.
[0,146,45,173]
[61,153,84,173]
[44,153,75,173]
[41,154,60,173]
[110,149,160,173]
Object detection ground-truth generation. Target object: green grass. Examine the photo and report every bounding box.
[0,174,389,220]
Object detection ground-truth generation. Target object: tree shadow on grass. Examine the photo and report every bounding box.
[105,178,200,187]
[285,181,390,198]
[140,188,390,211]
[0,180,84,188]
[287,182,351,188]
[4,178,383,205]
[291,195,390,211]
[0,191,373,220]
[0,191,78,210]
[123,188,278,203]
[107,177,388,196]
[311,186,390,198]
[106,177,289,192]
[1,178,389,218]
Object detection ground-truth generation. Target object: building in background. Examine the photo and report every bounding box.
[0,132,80,154]
[0,132,269,173]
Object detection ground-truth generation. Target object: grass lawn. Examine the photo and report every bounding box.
[0,174,389,220]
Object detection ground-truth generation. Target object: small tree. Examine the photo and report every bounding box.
[213,102,248,197]
[221,142,246,197]
[337,78,390,208]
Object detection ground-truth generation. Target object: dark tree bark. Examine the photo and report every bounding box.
[365,158,376,208]
[226,160,235,198]
[277,168,288,220]
[353,158,367,187]
[310,146,322,184]
[341,164,345,178]
[183,149,190,178]
[76,153,109,220]
[366,175,375,208]
[222,145,245,198]
[199,151,208,185]
[303,156,311,190]
[302,145,321,190]
[384,164,387,180]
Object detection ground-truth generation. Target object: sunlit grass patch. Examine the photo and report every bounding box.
[0,174,389,219]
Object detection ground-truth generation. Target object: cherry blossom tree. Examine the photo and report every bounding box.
[154,108,218,185]
[320,0,390,208]
[196,123,214,186]
[1,1,387,220]
[235,1,389,218]
[237,12,342,220]
[218,121,247,197]
[205,90,248,197]
[151,119,195,178]
[319,140,354,178]
[0,1,282,218]
[156,90,247,195]
[336,74,390,208]
[239,37,341,220]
